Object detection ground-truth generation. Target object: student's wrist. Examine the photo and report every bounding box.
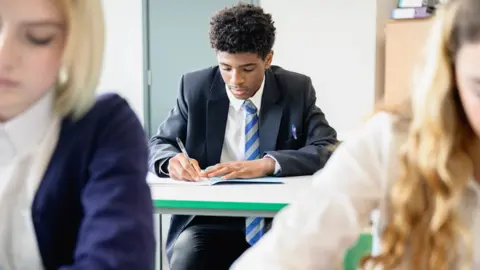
[262,157,276,176]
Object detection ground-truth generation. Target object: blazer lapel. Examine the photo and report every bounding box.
[206,69,229,165]
[259,69,282,154]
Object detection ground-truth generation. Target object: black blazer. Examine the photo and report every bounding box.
[148,65,338,260]
[35,94,154,269]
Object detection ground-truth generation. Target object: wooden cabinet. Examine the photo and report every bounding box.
[384,18,434,104]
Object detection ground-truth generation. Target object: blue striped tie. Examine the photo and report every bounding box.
[244,100,265,245]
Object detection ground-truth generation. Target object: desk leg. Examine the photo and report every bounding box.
[154,213,163,270]
[160,214,164,270]
[154,213,159,270]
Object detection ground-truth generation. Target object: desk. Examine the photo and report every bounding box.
[148,173,373,270]
[149,173,312,270]
[148,173,313,217]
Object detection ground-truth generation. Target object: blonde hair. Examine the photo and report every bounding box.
[55,0,105,119]
[362,0,480,269]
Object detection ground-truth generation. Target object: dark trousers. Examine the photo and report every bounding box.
[169,216,251,270]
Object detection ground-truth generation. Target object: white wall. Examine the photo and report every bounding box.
[97,0,397,137]
[98,0,145,123]
[261,0,397,140]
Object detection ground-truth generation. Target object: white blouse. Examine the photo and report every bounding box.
[231,113,480,269]
[0,92,59,269]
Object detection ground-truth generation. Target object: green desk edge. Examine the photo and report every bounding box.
[153,199,287,212]
[154,199,372,270]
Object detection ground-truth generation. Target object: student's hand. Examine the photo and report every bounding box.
[168,153,205,181]
[204,157,276,180]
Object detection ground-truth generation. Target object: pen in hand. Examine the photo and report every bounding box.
[175,137,204,181]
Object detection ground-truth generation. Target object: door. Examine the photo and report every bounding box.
[145,0,257,137]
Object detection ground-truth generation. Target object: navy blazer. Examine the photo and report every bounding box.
[33,93,155,269]
[148,65,338,261]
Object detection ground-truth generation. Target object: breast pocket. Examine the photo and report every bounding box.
[281,132,305,150]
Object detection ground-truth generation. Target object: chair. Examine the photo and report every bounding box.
[343,233,372,270]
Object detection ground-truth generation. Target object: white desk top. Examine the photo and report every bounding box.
[148,173,313,204]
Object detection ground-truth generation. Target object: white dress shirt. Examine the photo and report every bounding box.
[231,112,480,269]
[0,92,60,269]
[222,77,281,174]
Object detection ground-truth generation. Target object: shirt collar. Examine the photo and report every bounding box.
[0,91,55,157]
[225,76,265,113]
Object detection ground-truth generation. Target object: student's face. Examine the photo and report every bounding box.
[217,51,273,100]
[456,41,480,138]
[0,0,65,121]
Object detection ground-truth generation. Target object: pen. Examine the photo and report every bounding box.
[291,124,297,140]
[176,137,200,179]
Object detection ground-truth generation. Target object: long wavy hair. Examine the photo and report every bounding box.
[362,0,480,269]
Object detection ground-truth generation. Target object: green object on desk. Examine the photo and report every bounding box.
[153,199,287,212]
[343,233,372,270]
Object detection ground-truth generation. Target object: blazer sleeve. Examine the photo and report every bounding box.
[59,98,155,270]
[231,113,393,270]
[148,76,187,177]
[266,79,338,176]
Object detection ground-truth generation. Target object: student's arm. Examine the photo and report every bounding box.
[148,76,187,177]
[60,97,155,270]
[231,113,393,270]
[265,80,338,176]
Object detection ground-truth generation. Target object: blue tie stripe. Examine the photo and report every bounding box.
[247,147,260,161]
[245,133,258,153]
[247,231,263,246]
[245,107,256,114]
[245,120,258,142]
[246,217,264,241]
[245,116,258,133]
[245,140,259,160]
[244,99,265,246]
[244,103,257,114]
[246,217,262,232]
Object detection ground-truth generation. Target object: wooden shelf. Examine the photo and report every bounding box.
[384,18,434,104]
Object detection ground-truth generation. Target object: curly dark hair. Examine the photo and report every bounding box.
[209,3,276,60]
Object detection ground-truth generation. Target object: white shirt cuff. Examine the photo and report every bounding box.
[158,158,171,176]
[265,154,281,175]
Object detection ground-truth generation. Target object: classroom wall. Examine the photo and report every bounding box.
[98,0,145,123]
[261,0,397,139]
[98,0,397,137]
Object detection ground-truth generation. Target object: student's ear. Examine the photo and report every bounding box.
[265,51,274,69]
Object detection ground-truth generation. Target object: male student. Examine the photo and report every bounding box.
[148,3,338,270]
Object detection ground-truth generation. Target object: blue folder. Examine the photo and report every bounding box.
[206,177,284,185]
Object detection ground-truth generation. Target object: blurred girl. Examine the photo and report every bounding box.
[0,0,154,269]
[232,0,480,269]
